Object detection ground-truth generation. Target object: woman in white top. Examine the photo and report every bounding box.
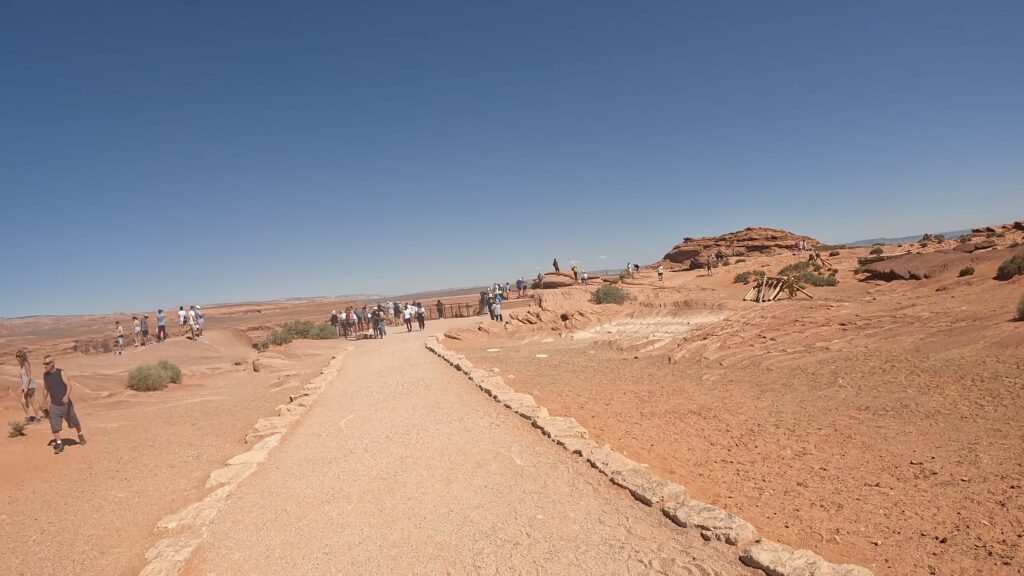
[16,350,40,424]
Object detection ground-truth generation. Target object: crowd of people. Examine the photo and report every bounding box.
[329,301,429,339]
[111,305,205,355]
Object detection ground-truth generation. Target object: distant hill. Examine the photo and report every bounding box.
[845,229,972,247]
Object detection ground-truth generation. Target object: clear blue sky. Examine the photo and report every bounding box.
[3,1,1022,317]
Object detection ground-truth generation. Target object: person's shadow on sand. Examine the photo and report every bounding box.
[46,439,81,447]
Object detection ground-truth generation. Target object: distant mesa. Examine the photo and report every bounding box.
[661,227,820,268]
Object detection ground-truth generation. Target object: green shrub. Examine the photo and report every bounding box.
[721,258,732,267]
[734,270,766,284]
[734,258,747,264]
[156,360,182,383]
[591,284,630,305]
[828,250,840,257]
[1017,295,1024,321]
[958,266,975,277]
[280,320,315,339]
[9,420,26,438]
[869,247,884,255]
[308,323,340,340]
[128,364,171,392]
[266,329,294,347]
[958,235,971,243]
[996,254,1024,281]
[778,260,838,287]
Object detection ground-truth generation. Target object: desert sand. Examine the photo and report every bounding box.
[2,224,1022,576]
[447,225,1024,576]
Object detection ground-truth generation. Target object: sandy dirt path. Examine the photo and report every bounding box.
[185,319,752,576]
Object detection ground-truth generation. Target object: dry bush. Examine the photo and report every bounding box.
[9,420,26,438]
[128,364,170,392]
[958,266,975,277]
[156,360,182,384]
[869,247,884,255]
[591,284,630,305]
[996,254,1024,281]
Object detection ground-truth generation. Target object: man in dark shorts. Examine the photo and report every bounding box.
[40,355,86,454]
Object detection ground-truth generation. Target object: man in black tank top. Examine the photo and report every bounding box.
[41,355,86,454]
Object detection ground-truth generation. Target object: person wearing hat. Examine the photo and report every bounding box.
[195,305,205,336]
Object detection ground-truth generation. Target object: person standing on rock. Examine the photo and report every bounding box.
[195,306,205,336]
[114,321,125,355]
[553,258,560,273]
[657,265,664,281]
[40,355,86,454]
[156,309,167,342]
[132,316,141,347]
[16,350,41,424]
[177,306,186,336]
[705,256,713,276]
[187,306,198,340]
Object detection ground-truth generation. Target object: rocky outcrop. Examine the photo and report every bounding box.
[860,250,973,281]
[661,227,820,265]
[532,272,578,289]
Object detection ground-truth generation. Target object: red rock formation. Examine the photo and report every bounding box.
[661,227,820,265]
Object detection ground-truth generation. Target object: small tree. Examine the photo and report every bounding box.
[870,247,884,255]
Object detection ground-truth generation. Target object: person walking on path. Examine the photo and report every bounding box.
[140,315,150,346]
[16,350,40,424]
[705,256,713,276]
[178,306,187,336]
[114,321,125,355]
[40,355,86,454]
[403,304,413,332]
[552,258,560,274]
[657,265,664,281]
[156,309,167,342]
[416,302,426,331]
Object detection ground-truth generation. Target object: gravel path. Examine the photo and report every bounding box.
[185,320,750,575]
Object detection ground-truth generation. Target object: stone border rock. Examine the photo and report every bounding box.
[138,353,347,576]
[425,335,873,576]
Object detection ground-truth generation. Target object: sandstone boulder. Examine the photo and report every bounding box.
[663,500,757,545]
[610,467,687,507]
[532,272,577,289]
[740,539,873,576]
